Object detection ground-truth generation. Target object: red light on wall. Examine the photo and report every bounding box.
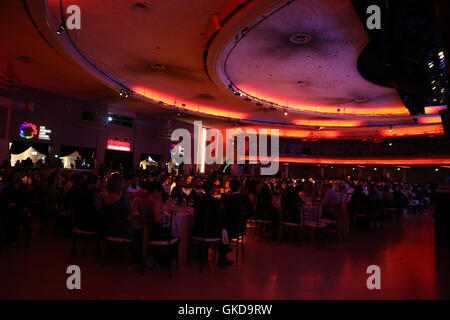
[107,140,131,151]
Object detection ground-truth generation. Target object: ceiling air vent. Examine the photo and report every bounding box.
[290,34,312,45]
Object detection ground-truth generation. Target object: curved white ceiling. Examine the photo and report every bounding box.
[36,0,445,139]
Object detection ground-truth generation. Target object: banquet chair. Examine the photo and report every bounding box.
[69,207,101,263]
[301,202,327,238]
[252,208,271,240]
[319,202,341,240]
[143,210,180,277]
[188,209,222,273]
[230,209,247,264]
[101,206,137,273]
[280,206,302,244]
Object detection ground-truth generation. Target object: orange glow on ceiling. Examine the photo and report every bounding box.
[425,105,447,114]
[226,124,443,139]
[292,119,363,127]
[238,85,411,116]
[243,156,450,165]
[380,124,443,137]
[132,86,248,119]
[417,115,443,124]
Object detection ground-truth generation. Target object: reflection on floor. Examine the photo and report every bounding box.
[1,214,450,299]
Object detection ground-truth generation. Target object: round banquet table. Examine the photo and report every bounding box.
[169,205,195,264]
[129,199,195,265]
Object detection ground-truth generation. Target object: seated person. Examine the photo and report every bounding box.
[320,183,341,219]
[193,180,232,265]
[127,176,142,195]
[170,176,187,201]
[222,180,250,239]
[102,173,137,240]
[281,185,303,224]
[71,174,101,232]
[139,181,171,241]
[187,176,203,206]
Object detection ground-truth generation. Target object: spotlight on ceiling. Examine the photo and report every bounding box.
[284,110,288,116]
[256,102,263,106]
[120,88,133,98]
[234,92,242,96]
[56,24,65,35]
[244,97,252,102]
[290,33,312,45]
[318,127,323,131]
[297,81,309,87]
[389,126,393,132]
[107,116,113,122]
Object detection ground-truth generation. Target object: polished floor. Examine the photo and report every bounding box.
[1,214,450,300]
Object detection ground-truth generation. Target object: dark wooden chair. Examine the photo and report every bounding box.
[188,209,222,273]
[252,208,271,240]
[143,210,180,277]
[320,202,341,240]
[301,202,327,238]
[280,204,302,244]
[69,205,101,263]
[101,205,137,273]
[230,209,247,264]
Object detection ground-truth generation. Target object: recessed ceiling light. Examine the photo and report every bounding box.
[354,97,368,103]
[15,56,31,63]
[297,81,309,87]
[149,63,165,71]
[290,33,312,45]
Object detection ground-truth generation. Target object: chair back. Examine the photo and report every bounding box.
[168,210,175,231]
[255,207,270,221]
[102,202,128,239]
[236,207,248,236]
[302,202,320,225]
[203,209,222,238]
[281,201,301,224]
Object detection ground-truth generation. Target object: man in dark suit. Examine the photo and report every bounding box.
[187,176,203,206]
[222,180,250,239]
[193,180,232,265]
[170,175,186,201]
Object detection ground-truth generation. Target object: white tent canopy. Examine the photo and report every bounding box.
[10,146,46,166]
[60,151,81,168]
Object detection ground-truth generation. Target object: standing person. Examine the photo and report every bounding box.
[1,171,31,246]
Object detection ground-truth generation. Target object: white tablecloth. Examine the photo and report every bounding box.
[170,206,195,264]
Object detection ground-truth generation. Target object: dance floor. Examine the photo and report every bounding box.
[1,214,450,300]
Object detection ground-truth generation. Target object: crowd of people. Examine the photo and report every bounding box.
[0,166,439,267]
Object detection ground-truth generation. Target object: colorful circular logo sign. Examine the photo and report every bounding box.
[19,122,38,139]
